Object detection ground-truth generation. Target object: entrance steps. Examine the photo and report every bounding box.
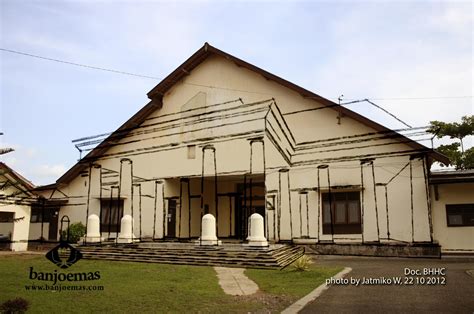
[79,243,304,269]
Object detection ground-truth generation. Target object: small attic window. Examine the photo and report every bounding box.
[187,145,196,159]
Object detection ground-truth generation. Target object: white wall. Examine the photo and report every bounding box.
[432,183,474,253]
[41,53,435,245]
[0,205,31,251]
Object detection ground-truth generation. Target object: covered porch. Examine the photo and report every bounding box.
[91,173,268,243]
[161,174,266,241]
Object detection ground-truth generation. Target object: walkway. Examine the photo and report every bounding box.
[214,266,259,296]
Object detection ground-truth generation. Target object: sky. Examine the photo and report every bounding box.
[0,0,472,185]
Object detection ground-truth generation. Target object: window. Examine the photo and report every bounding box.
[30,207,53,223]
[0,212,14,222]
[187,145,196,159]
[322,191,361,234]
[100,199,124,233]
[446,204,474,227]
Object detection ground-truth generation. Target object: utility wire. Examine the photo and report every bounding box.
[339,96,472,101]
[70,99,430,155]
[0,47,272,96]
[2,48,471,101]
[343,99,412,128]
[0,48,162,80]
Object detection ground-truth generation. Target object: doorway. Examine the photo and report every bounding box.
[235,181,265,240]
[48,208,59,241]
[166,199,177,238]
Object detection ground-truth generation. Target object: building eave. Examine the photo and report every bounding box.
[56,99,163,184]
[55,42,449,185]
[147,43,449,165]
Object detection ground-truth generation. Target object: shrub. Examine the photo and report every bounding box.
[0,297,30,313]
[61,222,86,243]
[292,255,313,272]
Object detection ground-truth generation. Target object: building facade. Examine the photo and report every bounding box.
[20,43,471,254]
[0,162,35,251]
[430,170,474,254]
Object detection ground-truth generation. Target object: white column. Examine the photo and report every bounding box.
[117,215,136,243]
[278,169,292,241]
[180,179,190,238]
[250,140,264,174]
[361,160,379,242]
[197,214,221,246]
[10,206,30,251]
[120,159,133,216]
[154,180,165,239]
[246,213,268,246]
[85,214,101,243]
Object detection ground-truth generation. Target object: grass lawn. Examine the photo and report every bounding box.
[0,254,341,313]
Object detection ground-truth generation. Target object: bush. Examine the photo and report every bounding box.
[292,255,313,272]
[61,222,86,243]
[0,297,30,313]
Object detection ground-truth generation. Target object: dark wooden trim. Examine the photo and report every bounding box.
[321,191,362,235]
[55,43,449,186]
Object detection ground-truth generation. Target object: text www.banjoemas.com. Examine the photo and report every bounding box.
[25,284,104,292]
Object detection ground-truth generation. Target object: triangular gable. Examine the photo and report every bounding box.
[56,43,449,184]
[0,162,36,198]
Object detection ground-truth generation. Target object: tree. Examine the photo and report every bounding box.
[428,115,474,169]
[0,133,14,155]
[61,222,86,243]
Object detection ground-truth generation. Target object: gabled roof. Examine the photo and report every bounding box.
[56,42,449,184]
[0,162,36,197]
[430,169,474,184]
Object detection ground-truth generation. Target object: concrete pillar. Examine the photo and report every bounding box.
[246,213,268,246]
[85,164,101,243]
[120,159,133,216]
[85,214,101,243]
[10,206,30,251]
[266,195,276,241]
[117,215,136,243]
[361,160,379,242]
[154,180,165,239]
[308,190,319,240]
[250,139,264,174]
[201,146,218,237]
[278,169,292,241]
[411,158,431,242]
[89,164,102,208]
[180,179,190,238]
[197,214,221,246]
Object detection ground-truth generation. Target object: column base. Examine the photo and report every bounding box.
[292,238,318,244]
[195,239,222,246]
[244,240,269,247]
[11,242,28,251]
[116,236,139,244]
[85,236,102,243]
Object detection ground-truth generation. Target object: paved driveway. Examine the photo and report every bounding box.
[301,256,474,313]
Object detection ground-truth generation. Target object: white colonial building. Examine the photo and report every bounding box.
[3,43,472,255]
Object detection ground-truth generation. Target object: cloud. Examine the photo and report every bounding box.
[0,142,63,185]
[429,3,473,32]
[307,1,472,131]
[1,0,472,182]
[32,164,66,180]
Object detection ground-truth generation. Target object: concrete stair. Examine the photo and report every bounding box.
[79,243,304,269]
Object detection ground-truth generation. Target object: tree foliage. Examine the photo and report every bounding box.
[428,115,474,169]
[61,222,86,243]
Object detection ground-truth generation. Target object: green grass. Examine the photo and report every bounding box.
[246,263,343,298]
[0,254,341,313]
